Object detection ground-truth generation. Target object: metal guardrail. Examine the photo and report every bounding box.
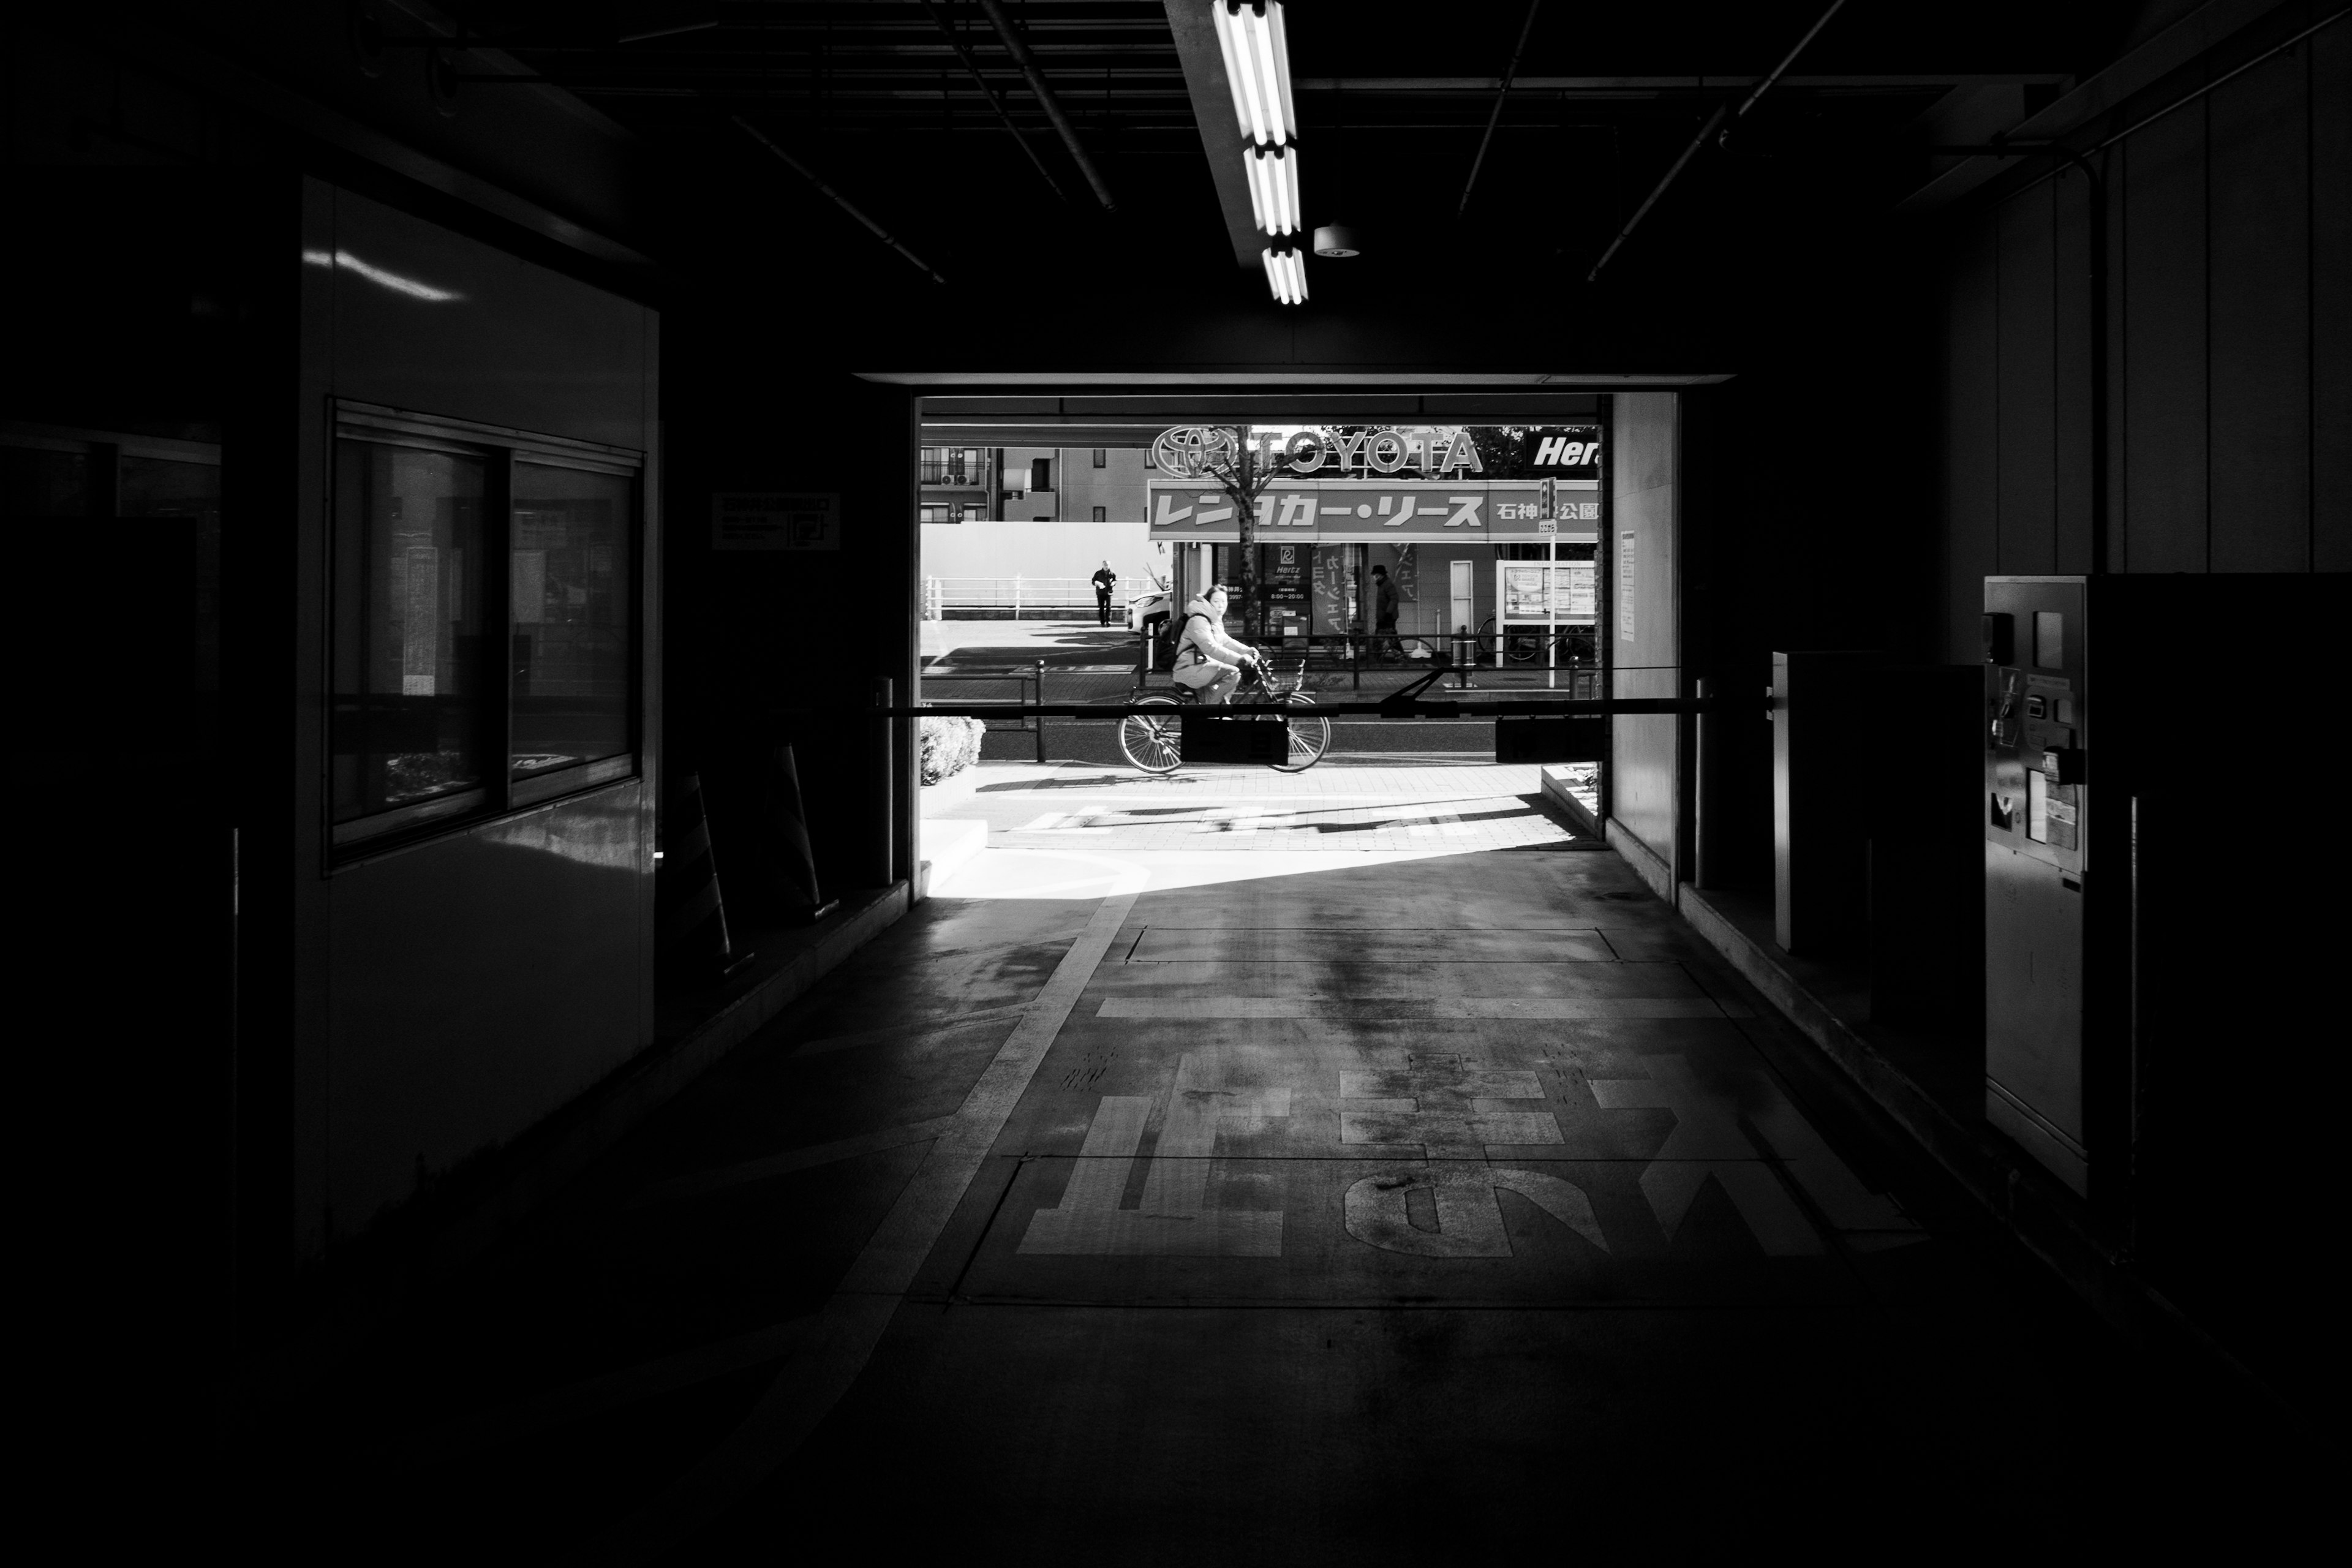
[875,696,1714,719]
[924,576,1105,617]
[918,659,1047,762]
[1133,625,1610,695]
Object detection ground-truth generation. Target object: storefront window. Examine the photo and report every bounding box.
[511,462,633,780]
[331,440,488,826]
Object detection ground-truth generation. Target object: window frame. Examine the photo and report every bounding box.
[327,400,644,863]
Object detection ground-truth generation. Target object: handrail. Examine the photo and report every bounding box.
[845,696,1719,720]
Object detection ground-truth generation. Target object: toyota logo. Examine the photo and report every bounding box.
[1150,426,1240,477]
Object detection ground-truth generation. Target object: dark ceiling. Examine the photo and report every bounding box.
[410,1,2158,312]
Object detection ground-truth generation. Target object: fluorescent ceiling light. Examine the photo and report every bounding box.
[1213,2,1297,148]
[1261,247,1308,306]
[1245,146,1300,236]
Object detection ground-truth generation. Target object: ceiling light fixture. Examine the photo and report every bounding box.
[1217,3,1308,304]
[1262,246,1308,306]
[1245,145,1301,236]
[1212,1,1295,147]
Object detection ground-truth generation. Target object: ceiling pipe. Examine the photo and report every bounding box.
[1586,0,1848,282]
[729,115,948,285]
[916,0,1072,205]
[974,0,1118,212]
[1457,0,1542,218]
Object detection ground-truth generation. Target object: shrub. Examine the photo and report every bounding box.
[919,714,986,785]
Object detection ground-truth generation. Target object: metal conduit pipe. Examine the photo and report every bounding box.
[917,0,1072,205]
[729,115,948,285]
[1586,0,1848,281]
[975,0,1118,212]
[1458,0,1544,217]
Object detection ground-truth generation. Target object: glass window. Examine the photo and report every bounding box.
[1092,448,1107,468]
[1,445,89,517]
[510,462,633,780]
[331,441,489,824]
[119,456,220,519]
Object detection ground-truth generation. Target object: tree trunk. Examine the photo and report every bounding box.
[1234,428,1261,642]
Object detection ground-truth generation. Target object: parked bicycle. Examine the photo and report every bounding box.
[1117,652,1332,774]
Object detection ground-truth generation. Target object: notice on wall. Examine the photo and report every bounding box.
[1618,530,1637,643]
[714,492,841,551]
[1563,559,1597,617]
[1501,561,1599,622]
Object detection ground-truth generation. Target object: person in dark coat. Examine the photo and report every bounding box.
[1091,560,1118,625]
[1370,564,1400,660]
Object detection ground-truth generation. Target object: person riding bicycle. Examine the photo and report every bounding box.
[1172,586,1259,706]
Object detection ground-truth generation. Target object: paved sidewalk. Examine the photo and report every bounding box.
[922,761,1591,889]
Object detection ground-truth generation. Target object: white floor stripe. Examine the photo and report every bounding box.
[599,866,1148,1564]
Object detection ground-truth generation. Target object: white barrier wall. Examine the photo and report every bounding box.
[921,519,1166,588]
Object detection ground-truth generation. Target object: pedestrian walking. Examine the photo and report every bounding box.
[1091,560,1118,626]
[1370,564,1400,661]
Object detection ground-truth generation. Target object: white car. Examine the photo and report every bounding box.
[1126,582,1174,635]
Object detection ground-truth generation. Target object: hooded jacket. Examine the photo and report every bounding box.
[1174,595,1252,672]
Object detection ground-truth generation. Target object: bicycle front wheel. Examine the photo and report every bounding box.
[1272,693,1331,772]
[1119,696,1185,774]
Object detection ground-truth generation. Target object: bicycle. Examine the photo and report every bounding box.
[1117,651,1332,774]
[1505,627,1598,666]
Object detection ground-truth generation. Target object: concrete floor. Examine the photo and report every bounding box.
[285,771,2323,1561]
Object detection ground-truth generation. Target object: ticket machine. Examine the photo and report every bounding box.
[1983,574,2343,1209]
[1983,579,2092,1193]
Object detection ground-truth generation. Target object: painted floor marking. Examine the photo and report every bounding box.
[1019,1049,1289,1257]
[1329,1053,1607,1259]
[1344,1164,1609,1259]
[1338,1054,1562,1157]
[601,870,1147,1564]
[1589,1054,1823,1256]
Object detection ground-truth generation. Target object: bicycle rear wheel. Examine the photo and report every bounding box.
[1119,696,1184,774]
[1271,693,1330,772]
